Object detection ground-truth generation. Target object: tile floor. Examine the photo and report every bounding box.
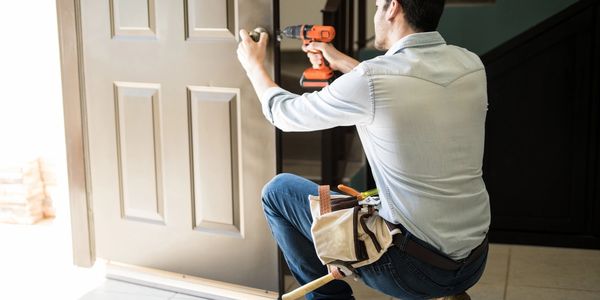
[79,280,210,300]
[2,212,600,299]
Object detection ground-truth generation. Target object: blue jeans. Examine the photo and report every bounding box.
[261,173,487,300]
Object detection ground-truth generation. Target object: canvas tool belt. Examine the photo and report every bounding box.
[310,185,489,273]
[309,185,393,270]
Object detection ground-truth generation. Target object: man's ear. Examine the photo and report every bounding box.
[386,0,402,22]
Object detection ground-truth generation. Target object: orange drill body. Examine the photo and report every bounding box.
[281,25,336,88]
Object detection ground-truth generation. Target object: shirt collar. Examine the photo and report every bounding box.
[384,31,446,56]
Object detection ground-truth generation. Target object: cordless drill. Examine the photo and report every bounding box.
[281,25,336,88]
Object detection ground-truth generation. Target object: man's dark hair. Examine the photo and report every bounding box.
[384,0,446,32]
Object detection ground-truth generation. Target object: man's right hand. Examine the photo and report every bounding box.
[302,42,360,74]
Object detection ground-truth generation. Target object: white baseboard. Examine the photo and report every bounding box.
[105,261,279,300]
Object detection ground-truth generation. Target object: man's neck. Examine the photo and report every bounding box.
[386,24,417,49]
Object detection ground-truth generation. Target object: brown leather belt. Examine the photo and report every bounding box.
[387,221,488,271]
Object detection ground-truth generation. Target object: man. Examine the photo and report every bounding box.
[237,0,490,299]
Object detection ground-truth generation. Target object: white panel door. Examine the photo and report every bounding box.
[79,0,278,291]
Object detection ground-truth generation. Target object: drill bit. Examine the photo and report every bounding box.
[281,25,303,40]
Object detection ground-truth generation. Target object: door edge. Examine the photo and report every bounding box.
[56,0,95,267]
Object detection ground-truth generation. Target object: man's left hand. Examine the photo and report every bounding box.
[237,29,268,75]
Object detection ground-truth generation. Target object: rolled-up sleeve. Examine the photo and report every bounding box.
[259,64,373,132]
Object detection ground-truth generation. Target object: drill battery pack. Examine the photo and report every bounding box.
[300,66,334,88]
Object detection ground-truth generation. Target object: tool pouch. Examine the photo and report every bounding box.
[309,185,393,269]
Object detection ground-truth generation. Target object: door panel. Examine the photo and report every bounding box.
[188,86,241,237]
[80,0,277,291]
[110,0,157,38]
[185,0,235,40]
[114,82,165,224]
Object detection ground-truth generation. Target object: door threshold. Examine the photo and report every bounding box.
[105,261,279,300]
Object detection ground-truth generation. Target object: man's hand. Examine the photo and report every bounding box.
[237,29,268,76]
[302,42,360,74]
[236,29,277,99]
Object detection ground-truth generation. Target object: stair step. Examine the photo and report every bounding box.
[281,132,321,161]
[282,159,320,182]
[282,159,366,186]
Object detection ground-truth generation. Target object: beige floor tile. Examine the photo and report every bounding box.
[80,280,177,300]
[283,275,391,300]
[80,290,168,300]
[171,293,211,300]
[343,277,392,300]
[466,282,505,300]
[478,243,510,285]
[506,286,600,300]
[0,218,106,300]
[508,245,600,291]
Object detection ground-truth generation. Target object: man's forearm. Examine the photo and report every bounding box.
[247,66,278,99]
[337,56,360,74]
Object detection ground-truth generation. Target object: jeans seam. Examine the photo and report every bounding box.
[387,263,428,299]
[406,257,453,291]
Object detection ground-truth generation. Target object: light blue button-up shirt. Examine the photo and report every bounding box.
[261,32,490,259]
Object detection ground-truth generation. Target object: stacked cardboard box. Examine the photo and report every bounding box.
[38,158,56,218]
[0,158,55,224]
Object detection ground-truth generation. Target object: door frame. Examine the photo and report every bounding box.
[56,0,95,268]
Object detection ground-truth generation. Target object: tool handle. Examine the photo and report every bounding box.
[282,273,335,300]
[338,185,378,200]
[338,184,361,198]
[361,188,379,198]
[307,49,327,70]
[302,41,327,70]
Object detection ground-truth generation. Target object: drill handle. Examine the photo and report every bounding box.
[311,50,327,70]
[303,41,329,70]
[302,40,324,69]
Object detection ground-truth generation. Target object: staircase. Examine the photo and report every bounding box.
[279,51,366,186]
[480,0,600,248]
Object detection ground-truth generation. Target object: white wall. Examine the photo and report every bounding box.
[0,1,67,191]
[0,1,65,162]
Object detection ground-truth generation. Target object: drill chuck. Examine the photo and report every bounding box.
[281,25,303,40]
